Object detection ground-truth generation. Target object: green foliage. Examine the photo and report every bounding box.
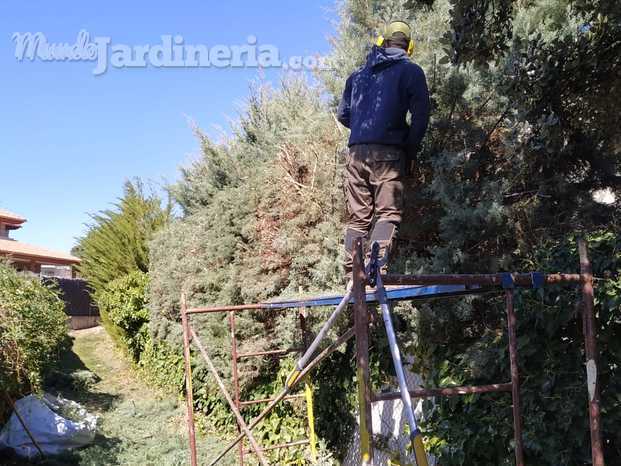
[240,359,309,464]
[76,179,176,399]
[0,262,68,421]
[310,0,621,462]
[149,77,346,373]
[148,77,351,460]
[418,231,621,464]
[141,0,620,462]
[76,180,171,297]
[137,337,185,394]
[97,271,150,361]
[95,270,186,395]
[10,0,618,462]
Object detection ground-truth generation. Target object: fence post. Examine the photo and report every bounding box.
[353,238,373,465]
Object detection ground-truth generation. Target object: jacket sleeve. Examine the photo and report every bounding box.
[337,75,353,128]
[407,65,430,159]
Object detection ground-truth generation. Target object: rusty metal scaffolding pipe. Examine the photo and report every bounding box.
[180,295,198,466]
[353,238,374,465]
[239,394,305,407]
[186,303,267,314]
[228,312,244,466]
[190,328,270,466]
[372,383,512,401]
[237,347,301,359]
[243,439,311,455]
[185,273,582,315]
[383,273,581,287]
[578,239,605,466]
[207,326,356,466]
[182,240,606,466]
[506,289,525,466]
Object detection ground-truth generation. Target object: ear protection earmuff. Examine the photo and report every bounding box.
[376,20,415,56]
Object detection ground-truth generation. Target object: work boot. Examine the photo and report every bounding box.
[368,220,397,275]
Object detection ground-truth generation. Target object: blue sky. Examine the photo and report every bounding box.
[0,1,334,253]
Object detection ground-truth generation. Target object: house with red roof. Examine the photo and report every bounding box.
[0,208,80,276]
[0,208,99,329]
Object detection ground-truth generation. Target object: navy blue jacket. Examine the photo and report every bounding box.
[337,46,430,158]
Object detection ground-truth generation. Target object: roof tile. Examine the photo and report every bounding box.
[0,208,26,224]
[0,238,80,264]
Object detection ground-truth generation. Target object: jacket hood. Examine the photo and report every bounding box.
[365,45,408,71]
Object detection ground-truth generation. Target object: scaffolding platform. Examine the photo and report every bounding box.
[263,284,488,309]
[181,239,605,466]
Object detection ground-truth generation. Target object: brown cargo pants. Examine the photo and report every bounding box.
[343,144,405,275]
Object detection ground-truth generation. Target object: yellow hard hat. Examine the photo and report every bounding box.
[375,20,415,56]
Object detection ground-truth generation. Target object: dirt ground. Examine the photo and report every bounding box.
[2,326,235,466]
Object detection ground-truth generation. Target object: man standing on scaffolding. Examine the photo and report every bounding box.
[337,20,430,278]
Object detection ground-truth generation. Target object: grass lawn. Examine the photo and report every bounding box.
[1,326,235,466]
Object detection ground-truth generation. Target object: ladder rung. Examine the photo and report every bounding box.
[239,393,305,407]
[243,439,310,455]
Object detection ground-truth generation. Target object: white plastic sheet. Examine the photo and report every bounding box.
[0,393,97,458]
[344,357,437,466]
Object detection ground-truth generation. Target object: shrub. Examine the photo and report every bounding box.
[0,262,68,422]
[97,271,150,361]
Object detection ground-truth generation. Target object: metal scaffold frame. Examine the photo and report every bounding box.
[180,238,605,466]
